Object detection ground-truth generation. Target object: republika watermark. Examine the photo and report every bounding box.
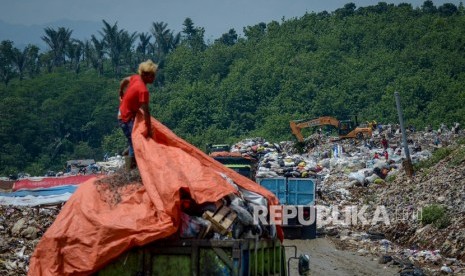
[253,205,423,226]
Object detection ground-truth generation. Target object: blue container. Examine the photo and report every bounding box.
[287,179,315,206]
[257,178,287,204]
[257,177,317,240]
[257,178,315,206]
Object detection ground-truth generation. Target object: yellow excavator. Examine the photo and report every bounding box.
[290,116,373,142]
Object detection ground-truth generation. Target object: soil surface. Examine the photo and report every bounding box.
[284,237,399,276]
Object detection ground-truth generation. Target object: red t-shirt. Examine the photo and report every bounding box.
[118,75,149,122]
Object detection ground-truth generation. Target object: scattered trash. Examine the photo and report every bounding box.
[0,123,464,275]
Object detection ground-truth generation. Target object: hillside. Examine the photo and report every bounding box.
[1,1,465,178]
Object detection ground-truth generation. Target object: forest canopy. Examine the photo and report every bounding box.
[0,1,464,175]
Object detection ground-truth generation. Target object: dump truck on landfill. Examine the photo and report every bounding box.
[96,238,290,275]
[96,141,310,276]
[257,177,317,240]
[207,144,317,240]
[28,114,316,276]
[207,144,258,181]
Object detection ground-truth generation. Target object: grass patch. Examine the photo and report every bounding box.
[413,147,452,170]
[385,174,396,183]
[456,137,465,145]
[420,204,450,229]
[449,146,465,167]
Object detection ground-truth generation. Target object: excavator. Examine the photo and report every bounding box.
[290,116,373,142]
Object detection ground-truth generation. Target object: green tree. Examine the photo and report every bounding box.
[99,20,137,77]
[215,29,238,46]
[41,27,73,67]
[422,0,437,14]
[438,3,458,16]
[136,32,152,64]
[243,22,266,41]
[25,44,40,78]
[66,39,84,74]
[0,40,16,86]
[151,21,180,61]
[89,36,105,76]
[182,18,206,52]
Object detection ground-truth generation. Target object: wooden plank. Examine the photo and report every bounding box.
[202,206,237,235]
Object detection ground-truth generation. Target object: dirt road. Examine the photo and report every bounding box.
[284,237,399,276]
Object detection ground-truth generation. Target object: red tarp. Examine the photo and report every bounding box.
[13,175,95,191]
[28,112,282,276]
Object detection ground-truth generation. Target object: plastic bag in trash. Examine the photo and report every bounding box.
[229,196,254,225]
[348,171,366,185]
[180,212,210,238]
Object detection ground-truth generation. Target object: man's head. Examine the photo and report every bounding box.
[138,59,158,84]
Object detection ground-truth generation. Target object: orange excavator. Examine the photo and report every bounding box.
[290,116,372,142]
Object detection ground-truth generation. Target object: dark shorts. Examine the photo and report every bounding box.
[119,119,135,157]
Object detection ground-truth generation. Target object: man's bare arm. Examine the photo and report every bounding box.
[119,77,131,100]
[141,103,152,138]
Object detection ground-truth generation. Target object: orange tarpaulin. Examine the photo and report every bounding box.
[28,112,282,276]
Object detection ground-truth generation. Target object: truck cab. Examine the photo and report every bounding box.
[207,144,257,181]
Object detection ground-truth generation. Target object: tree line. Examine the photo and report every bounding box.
[0,1,464,176]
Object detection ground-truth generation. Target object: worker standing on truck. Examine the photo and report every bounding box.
[118,59,158,170]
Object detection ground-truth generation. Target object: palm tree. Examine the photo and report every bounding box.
[41,27,73,67]
[11,47,27,80]
[66,39,84,74]
[136,32,152,64]
[120,30,138,74]
[151,21,181,63]
[89,36,105,76]
[99,20,137,77]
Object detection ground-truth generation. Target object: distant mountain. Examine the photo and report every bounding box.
[0,19,103,50]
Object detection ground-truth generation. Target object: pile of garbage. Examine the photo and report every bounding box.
[228,124,464,274]
[179,190,276,240]
[0,205,61,276]
[95,155,125,174]
[308,126,464,274]
[0,122,463,275]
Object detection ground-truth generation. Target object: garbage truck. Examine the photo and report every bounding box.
[206,145,317,240]
[96,238,290,275]
[256,177,317,240]
[207,144,258,181]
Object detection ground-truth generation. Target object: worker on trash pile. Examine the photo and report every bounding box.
[381,137,388,150]
[118,59,158,170]
[452,122,460,134]
[367,120,375,130]
[434,135,441,146]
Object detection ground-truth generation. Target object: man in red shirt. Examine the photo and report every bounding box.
[381,137,388,150]
[118,59,158,169]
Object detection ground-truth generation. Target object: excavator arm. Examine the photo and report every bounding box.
[290,116,340,142]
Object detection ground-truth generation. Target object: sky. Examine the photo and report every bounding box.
[1,0,462,40]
